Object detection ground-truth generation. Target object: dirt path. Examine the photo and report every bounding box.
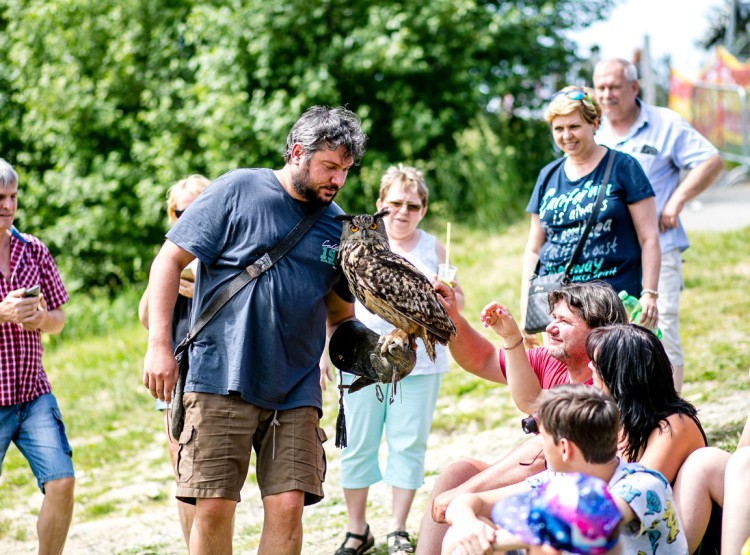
[1,386,747,554]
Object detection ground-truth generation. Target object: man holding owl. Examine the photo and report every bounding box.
[142,106,416,555]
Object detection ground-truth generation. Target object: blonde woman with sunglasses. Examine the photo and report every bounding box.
[520,86,660,349]
[138,173,210,550]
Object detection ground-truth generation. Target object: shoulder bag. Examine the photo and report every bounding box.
[524,150,615,334]
[170,205,325,440]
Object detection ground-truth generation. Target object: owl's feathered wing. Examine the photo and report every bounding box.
[342,248,456,360]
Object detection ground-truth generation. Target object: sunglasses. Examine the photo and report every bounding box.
[386,200,423,213]
[174,209,186,218]
[550,89,595,109]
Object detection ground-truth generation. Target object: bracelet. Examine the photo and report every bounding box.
[641,289,659,297]
[503,336,524,350]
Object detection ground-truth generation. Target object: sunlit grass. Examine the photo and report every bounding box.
[1,223,748,553]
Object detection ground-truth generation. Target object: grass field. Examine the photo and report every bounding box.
[0,222,748,552]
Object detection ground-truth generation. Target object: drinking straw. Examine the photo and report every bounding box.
[445,222,451,268]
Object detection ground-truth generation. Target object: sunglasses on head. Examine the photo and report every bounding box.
[551,89,595,109]
[174,209,186,218]
[386,200,422,213]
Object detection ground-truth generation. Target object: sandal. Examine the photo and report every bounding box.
[387,530,414,554]
[334,523,375,555]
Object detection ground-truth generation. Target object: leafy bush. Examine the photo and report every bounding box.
[45,285,145,349]
[0,0,611,294]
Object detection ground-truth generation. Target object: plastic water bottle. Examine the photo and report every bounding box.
[618,291,662,339]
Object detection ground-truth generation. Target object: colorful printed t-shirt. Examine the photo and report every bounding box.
[527,459,688,554]
[526,150,655,297]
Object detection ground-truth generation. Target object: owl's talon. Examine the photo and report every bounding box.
[379,329,409,356]
[370,332,416,389]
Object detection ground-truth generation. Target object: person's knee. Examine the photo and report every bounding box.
[433,459,482,491]
[681,447,723,476]
[677,447,731,500]
[726,446,750,478]
[263,490,305,523]
[195,497,236,526]
[43,477,75,504]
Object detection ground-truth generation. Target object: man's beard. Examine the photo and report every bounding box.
[291,160,337,207]
[547,343,568,364]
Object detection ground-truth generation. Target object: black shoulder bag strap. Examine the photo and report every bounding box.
[176,204,327,357]
[531,149,615,281]
[169,204,326,440]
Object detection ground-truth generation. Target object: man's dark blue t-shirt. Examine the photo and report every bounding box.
[167,168,353,412]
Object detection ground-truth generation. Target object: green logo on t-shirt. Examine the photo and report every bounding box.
[320,242,337,266]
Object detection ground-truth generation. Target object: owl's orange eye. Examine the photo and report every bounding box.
[349,225,359,232]
[369,223,378,230]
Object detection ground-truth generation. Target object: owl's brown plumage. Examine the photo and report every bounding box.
[336,209,456,369]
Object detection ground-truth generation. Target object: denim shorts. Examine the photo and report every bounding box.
[0,393,75,492]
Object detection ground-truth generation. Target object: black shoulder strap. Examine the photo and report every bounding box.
[175,205,326,355]
[562,149,615,277]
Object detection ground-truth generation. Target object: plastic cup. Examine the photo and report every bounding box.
[438,263,457,283]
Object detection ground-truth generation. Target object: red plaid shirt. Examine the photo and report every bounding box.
[0,227,68,406]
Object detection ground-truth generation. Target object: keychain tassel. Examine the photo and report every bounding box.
[335,374,348,448]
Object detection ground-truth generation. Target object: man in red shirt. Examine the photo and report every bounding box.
[415,281,627,554]
[0,158,72,555]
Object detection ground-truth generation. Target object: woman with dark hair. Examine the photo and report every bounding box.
[585,323,706,483]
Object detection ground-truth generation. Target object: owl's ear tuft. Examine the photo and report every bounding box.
[335,214,355,222]
[374,208,390,219]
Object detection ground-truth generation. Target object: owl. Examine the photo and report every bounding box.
[336,209,456,385]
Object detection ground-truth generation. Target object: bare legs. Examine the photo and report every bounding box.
[259,490,305,554]
[415,458,488,555]
[722,447,750,553]
[165,410,195,550]
[674,444,750,553]
[390,486,417,533]
[37,477,75,555]
[341,487,371,550]
[673,447,730,553]
[339,485,416,550]
[188,490,304,555]
[190,498,236,555]
[415,436,545,555]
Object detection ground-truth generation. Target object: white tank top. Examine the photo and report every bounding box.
[354,230,449,376]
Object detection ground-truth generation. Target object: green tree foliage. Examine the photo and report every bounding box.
[0,0,613,293]
[701,0,750,58]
